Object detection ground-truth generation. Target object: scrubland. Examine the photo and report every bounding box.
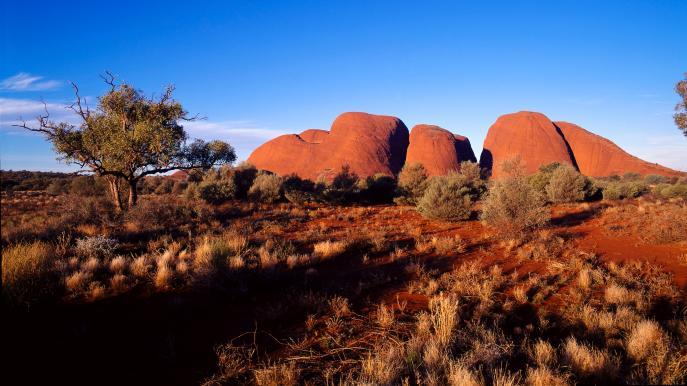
[2,163,687,385]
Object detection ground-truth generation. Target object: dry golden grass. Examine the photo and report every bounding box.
[312,240,348,259]
[562,337,617,379]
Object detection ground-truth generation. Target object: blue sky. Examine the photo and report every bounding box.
[1,0,686,172]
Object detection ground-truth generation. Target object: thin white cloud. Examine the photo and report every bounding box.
[0,73,62,91]
[0,97,78,132]
[182,120,288,139]
[625,134,687,172]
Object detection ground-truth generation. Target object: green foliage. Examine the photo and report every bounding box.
[394,163,429,206]
[545,164,588,203]
[228,163,258,199]
[675,72,687,136]
[359,174,396,204]
[69,175,106,197]
[481,175,550,238]
[653,183,687,199]
[320,165,360,204]
[601,180,649,200]
[644,174,670,185]
[17,75,236,208]
[417,163,486,221]
[154,179,175,195]
[282,175,317,205]
[248,172,282,203]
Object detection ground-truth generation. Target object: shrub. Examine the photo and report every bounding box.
[601,180,649,200]
[75,236,118,258]
[2,241,55,308]
[653,183,687,199]
[198,176,236,205]
[320,165,360,204]
[359,174,396,204]
[46,179,69,195]
[481,175,549,238]
[171,180,188,195]
[644,174,670,185]
[248,172,282,203]
[545,164,588,203]
[282,175,317,205]
[125,197,201,230]
[394,163,428,205]
[154,179,174,195]
[69,175,106,197]
[417,164,486,221]
[230,163,259,199]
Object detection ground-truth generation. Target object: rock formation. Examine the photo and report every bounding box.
[479,111,577,178]
[247,112,409,181]
[554,121,684,178]
[405,124,477,176]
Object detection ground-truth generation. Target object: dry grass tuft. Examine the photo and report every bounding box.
[312,240,348,259]
[253,362,298,386]
[562,337,617,379]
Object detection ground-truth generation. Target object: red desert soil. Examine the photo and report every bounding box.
[405,124,477,176]
[554,121,686,178]
[248,112,409,180]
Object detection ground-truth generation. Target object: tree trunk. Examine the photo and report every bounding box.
[128,179,139,208]
[107,176,123,212]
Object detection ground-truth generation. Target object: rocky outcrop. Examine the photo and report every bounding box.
[247,112,409,181]
[405,124,477,176]
[554,121,685,178]
[479,111,577,178]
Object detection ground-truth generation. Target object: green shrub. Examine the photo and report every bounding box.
[248,172,282,203]
[359,174,396,204]
[654,183,687,199]
[320,165,360,204]
[198,169,236,204]
[601,180,649,201]
[545,164,588,203]
[481,176,550,239]
[528,162,561,194]
[644,174,670,185]
[417,164,486,221]
[154,179,175,195]
[394,163,428,205]
[282,175,317,205]
[172,180,188,195]
[69,175,106,197]
[229,163,258,199]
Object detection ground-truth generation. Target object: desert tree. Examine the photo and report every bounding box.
[676,72,687,137]
[15,73,236,210]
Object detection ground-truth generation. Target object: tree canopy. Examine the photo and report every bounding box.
[16,73,236,209]
[676,72,687,137]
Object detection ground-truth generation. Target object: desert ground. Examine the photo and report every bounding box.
[2,165,686,385]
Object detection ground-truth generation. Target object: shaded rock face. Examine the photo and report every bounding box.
[554,121,685,178]
[479,111,576,179]
[405,124,477,176]
[247,112,409,181]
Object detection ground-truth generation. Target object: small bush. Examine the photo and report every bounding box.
[481,175,549,239]
[198,178,236,204]
[248,172,282,203]
[75,236,118,258]
[653,183,687,199]
[545,164,588,203]
[359,174,396,204]
[320,165,360,204]
[417,163,486,221]
[644,174,670,185]
[601,180,649,201]
[282,175,317,205]
[394,163,428,205]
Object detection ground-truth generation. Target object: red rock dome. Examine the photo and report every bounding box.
[554,121,685,178]
[247,112,409,181]
[479,111,576,178]
[405,124,477,176]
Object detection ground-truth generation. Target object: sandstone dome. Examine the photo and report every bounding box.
[247,112,409,181]
[479,111,576,178]
[405,124,477,176]
[554,121,685,178]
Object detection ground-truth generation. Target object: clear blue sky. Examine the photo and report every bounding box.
[1,0,686,172]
